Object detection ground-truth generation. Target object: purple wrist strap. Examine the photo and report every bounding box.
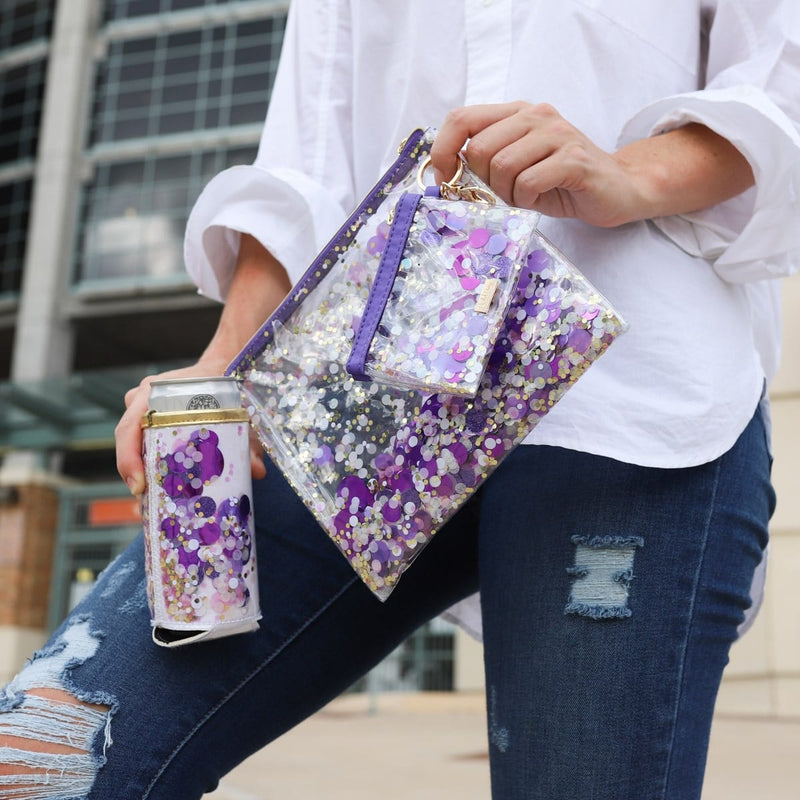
[346,192,422,381]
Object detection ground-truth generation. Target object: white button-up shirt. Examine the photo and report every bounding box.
[185,0,800,470]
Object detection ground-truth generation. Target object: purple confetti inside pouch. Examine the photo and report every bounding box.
[347,190,539,397]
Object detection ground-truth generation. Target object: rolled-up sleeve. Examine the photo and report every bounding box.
[618,0,800,283]
[184,0,355,302]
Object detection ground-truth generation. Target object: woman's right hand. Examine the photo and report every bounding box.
[115,358,267,497]
[430,102,754,227]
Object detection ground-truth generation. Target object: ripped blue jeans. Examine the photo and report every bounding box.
[0,405,773,799]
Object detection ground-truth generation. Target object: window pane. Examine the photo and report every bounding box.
[157,111,194,135]
[163,53,201,77]
[112,117,150,141]
[0,59,47,166]
[121,38,156,57]
[233,43,263,68]
[0,179,31,295]
[161,81,197,107]
[166,30,202,50]
[116,88,154,111]
[118,59,155,83]
[229,102,267,127]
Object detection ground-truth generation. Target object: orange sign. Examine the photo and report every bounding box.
[87,497,141,527]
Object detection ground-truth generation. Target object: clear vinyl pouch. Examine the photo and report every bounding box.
[346,179,538,397]
[227,129,628,600]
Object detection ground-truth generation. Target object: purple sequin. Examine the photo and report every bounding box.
[486,233,507,255]
[469,228,490,247]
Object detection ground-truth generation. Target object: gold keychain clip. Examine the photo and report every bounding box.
[416,156,496,204]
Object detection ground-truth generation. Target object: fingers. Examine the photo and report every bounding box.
[116,366,269,495]
[431,102,525,183]
[123,385,138,409]
[432,102,577,202]
[431,101,629,225]
[250,447,267,481]
[116,367,195,495]
[479,131,561,206]
[249,429,267,481]
[115,382,149,496]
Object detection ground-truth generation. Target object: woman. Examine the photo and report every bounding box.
[2,2,798,798]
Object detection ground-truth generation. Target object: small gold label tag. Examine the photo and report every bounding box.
[475,279,500,314]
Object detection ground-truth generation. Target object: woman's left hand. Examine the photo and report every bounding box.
[430,101,754,228]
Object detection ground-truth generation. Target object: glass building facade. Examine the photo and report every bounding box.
[71,3,284,368]
[76,6,285,288]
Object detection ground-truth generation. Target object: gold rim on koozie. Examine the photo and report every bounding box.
[141,408,250,428]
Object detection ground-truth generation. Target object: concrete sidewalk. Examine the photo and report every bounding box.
[205,692,800,799]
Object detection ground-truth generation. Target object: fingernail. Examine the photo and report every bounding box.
[126,476,142,496]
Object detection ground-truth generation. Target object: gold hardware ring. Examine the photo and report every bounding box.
[415,155,495,204]
[416,155,464,192]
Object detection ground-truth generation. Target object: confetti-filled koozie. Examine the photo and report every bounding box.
[142,408,261,646]
[227,128,628,600]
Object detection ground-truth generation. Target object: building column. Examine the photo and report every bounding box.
[11,0,99,382]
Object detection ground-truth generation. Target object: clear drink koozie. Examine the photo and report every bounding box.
[141,377,261,647]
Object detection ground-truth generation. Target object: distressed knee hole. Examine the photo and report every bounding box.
[0,618,116,798]
[565,534,644,620]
